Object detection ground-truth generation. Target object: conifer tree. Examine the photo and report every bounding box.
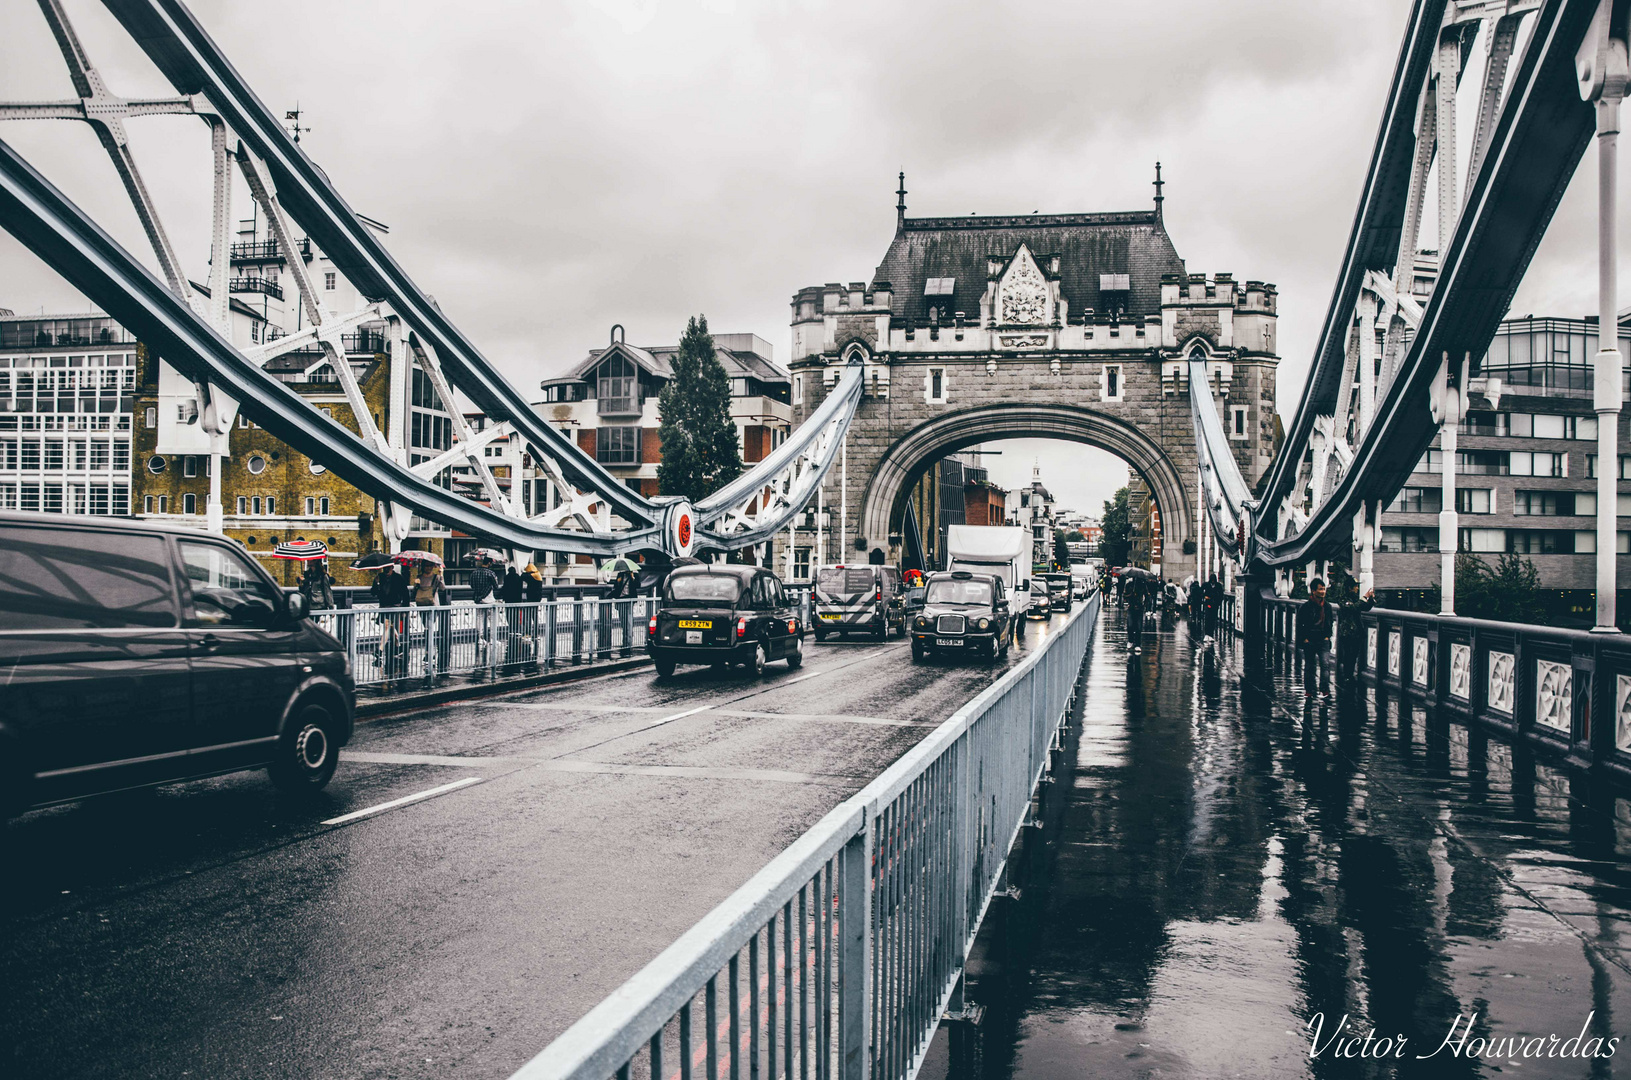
[657,315,743,503]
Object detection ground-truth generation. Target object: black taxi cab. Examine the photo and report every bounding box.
[910,570,1013,663]
[648,564,804,678]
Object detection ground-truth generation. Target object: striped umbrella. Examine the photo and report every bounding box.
[272,539,328,561]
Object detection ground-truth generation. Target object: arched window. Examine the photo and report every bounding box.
[598,354,637,414]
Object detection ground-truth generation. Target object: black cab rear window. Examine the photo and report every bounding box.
[667,574,742,604]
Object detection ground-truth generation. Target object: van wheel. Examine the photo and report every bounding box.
[1000,627,1012,658]
[655,658,676,679]
[786,640,804,669]
[269,702,340,792]
[1015,618,1026,641]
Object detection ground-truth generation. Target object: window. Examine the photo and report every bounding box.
[157,495,169,514]
[265,496,275,516]
[926,367,947,404]
[1508,529,1575,554]
[1458,528,1505,552]
[1388,487,1442,513]
[1230,406,1249,440]
[179,541,279,627]
[597,355,638,415]
[1455,488,1492,514]
[143,495,153,513]
[1509,451,1566,477]
[252,496,262,515]
[0,527,175,629]
[794,547,811,581]
[924,277,956,296]
[1101,364,1123,402]
[595,425,641,465]
[793,374,804,406]
[1585,454,1631,479]
[183,493,196,514]
[183,455,197,478]
[324,271,336,291]
[148,454,166,474]
[319,496,329,516]
[236,496,247,515]
[144,406,156,429]
[305,497,315,516]
[1512,490,1576,515]
[1379,526,1437,552]
[247,454,267,475]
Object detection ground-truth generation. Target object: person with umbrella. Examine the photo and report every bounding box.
[409,555,451,679]
[600,556,641,599]
[274,539,333,610]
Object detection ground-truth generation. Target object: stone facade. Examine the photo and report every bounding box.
[789,197,1278,583]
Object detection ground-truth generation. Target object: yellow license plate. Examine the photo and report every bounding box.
[819,613,841,621]
[677,619,712,629]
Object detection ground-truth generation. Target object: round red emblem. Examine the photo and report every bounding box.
[677,514,692,547]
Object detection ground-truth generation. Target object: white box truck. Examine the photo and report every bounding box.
[945,525,1034,637]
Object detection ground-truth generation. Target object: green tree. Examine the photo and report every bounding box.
[1099,487,1132,566]
[657,315,743,504]
[1455,551,1542,623]
[1053,528,1072,570]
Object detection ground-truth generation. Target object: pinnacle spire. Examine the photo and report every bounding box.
[896,171,907,230]
[1153,161,1164,222]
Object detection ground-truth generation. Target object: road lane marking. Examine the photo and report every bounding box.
[532,760,861,785]
[710,709,936,727]
[345,751,529,767]
[321,776,484,826]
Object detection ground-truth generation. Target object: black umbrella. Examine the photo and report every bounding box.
[351,551,392,570]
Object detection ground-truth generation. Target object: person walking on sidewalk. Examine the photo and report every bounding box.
[468,557,501,669]
[1296,577,1334,698]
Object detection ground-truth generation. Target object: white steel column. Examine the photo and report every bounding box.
[839,438,848,559]
[1579,2,1629,632]
[1431,353,1466,616]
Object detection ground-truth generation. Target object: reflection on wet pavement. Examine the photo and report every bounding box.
[961,608,1631,1080]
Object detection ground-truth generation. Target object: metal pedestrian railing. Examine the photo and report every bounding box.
[313,597,659,688]
[510,589,1102,1080]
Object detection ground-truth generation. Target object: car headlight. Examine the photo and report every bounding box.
[915,616,928,629]
[977,618,990,630]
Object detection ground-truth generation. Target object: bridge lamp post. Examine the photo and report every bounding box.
[1578,1,1629,633]
[1430,352,1469,616]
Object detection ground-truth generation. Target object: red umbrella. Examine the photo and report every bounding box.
[393,549,444,569]
[272,539,328,561]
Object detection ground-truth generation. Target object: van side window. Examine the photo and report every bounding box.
[0,528,175,629]
[179,542,280,627]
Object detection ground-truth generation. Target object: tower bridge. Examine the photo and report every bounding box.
[789,199,1280,582]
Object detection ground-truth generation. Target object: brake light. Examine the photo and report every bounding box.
[875,589,882,602]
[788,619,798,633]
[648,616,657,635]
[737,617,748,638]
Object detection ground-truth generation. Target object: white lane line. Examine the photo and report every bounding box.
[321,776,485,826]
[534,760,861,785]
[346,751,522,767]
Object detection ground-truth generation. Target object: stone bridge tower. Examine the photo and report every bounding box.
[788,177,1279,583]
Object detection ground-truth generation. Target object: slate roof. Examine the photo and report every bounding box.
[871,211,1185,324]
[547,338,789,387]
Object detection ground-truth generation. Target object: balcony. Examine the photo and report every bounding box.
[229,237,311,262]
[597,395,640,417]
[342,330,389,355]
[230,276,284,300]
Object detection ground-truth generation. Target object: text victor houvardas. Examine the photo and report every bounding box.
[1305,1012,1619,1062]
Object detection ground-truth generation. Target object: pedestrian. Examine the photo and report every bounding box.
[1332,570,1376,685]
[370,565,410,681]
[468,558,499,603]
[413,563,450,679]
[500,565,524,604]
[300,559,334,610]
[1202,573,1224,636]
[1296,576,1334,698]
[523,562,544,602]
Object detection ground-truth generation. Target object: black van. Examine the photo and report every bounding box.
[0,513,355,818]
[813,564,905,640]
[648,564,804,677]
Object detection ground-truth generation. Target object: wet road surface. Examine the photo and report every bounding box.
[957,607,1631,1080]
[1,616,1075,1080]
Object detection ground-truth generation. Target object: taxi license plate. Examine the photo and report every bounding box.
[819,613,841,621]
[936,637,963,647]
[686,631,703,644]
[677,620,711,629]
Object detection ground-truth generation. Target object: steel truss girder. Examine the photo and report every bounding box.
[97,0,657,530]
[0,138,656,556]
[3,0,866,558]
[1187,358,1253,559]
[1256,0,1601,567]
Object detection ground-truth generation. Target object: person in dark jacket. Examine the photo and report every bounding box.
[1333,571,1376,684]
[300,560,335,610]
[468,560,499,603]
[500,566,525,604]
[1201,574,1224,635]
[523,562,545,602]
[1295,577,1334,698]
[370,565,411,679]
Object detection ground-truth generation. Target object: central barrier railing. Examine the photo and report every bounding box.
[510,589,1101,1080]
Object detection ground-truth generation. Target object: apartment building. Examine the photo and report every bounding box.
[1376,314,1631,622]
[0,312,138,517]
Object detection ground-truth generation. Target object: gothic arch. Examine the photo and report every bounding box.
[860,403,1193,562]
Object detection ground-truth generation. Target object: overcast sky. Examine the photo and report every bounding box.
[1,0,1619,518]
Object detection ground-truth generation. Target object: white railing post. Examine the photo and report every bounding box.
[1431,352,1465,616]
[836,824,872,1080]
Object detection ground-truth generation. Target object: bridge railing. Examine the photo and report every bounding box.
[1356,608,1631,782]
[509,591,1102,1080]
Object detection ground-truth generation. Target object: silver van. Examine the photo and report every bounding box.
[812,564,905,641]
